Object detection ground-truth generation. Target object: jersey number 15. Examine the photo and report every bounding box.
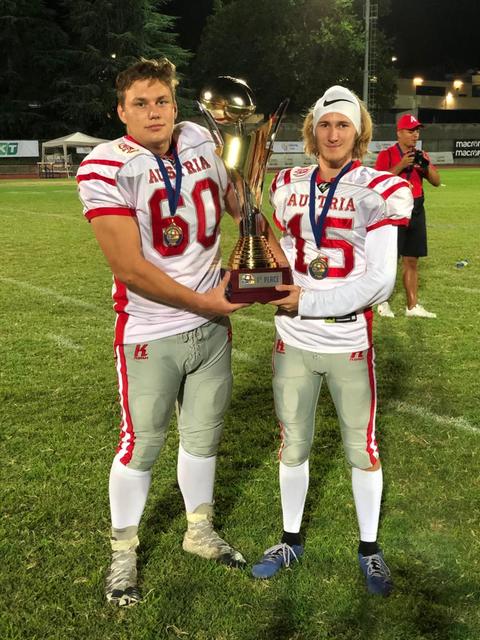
[287,213,354,277]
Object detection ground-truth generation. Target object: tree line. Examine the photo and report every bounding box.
[0,0,396,139]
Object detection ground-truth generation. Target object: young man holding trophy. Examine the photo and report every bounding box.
[251,86,413,597]
[76,59,286,606]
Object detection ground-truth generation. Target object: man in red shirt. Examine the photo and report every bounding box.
[374,114,440,318]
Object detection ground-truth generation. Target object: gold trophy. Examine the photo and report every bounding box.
[198,76,292,303]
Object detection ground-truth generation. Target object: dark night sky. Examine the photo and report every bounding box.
[165,0,480,80]
[380,0,480,78]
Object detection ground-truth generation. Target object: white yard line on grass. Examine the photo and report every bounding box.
[391,400,479,434]
[0,276,100,311]
[457,287,480,295]
[46,333,83,351]
[233,315,274,328]
[2,190,74,194]
[232,348,255,363]
[0,206,78,222]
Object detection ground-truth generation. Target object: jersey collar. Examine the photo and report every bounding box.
[316,158,360,184]
[123,134,176,159]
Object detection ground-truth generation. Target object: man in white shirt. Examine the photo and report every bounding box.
[251,86,413,597]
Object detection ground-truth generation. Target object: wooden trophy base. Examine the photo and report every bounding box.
[227,266,293,303]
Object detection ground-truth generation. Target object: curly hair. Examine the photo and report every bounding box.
[302,94,373,161]
[116,58,178,106]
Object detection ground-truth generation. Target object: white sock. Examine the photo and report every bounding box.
[351,466,383,542]
[109,457,151,530]
[280,460,309,533]
[177,444,216,513]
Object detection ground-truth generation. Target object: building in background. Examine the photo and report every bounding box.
[383,73,480,124]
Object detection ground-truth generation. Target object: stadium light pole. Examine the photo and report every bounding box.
[363,0,370,107]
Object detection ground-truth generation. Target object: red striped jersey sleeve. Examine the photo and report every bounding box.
[269,169,291,202]
[76,152,135,221]
[366,173,413,232]
[269,169,292,230]
[272,210,286,232]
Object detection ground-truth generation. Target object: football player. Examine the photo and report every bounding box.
[251,86,413,596]
[77,58,281,607]
[375,114,441,318]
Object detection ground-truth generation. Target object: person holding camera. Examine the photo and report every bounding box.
[375,114,440,318]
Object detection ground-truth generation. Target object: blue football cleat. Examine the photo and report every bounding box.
[252,542,304,579]
[358,550,393,596]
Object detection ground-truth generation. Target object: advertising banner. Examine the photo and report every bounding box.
[454,140,480,158]
[0,140,39,157]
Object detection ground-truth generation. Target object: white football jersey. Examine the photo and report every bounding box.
[270,162,413,352]
[77,122,229,345]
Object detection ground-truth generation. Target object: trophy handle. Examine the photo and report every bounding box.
[266,98,290,157]
[196,101,225,152]
[233,98,290,237]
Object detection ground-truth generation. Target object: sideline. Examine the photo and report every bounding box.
[233,315,274,329]
[0,276,101,311]
[390,400,478,434]
[46,333,83,352]
[0,206,80,222]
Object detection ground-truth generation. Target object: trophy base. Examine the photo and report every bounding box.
[227,266,292,303]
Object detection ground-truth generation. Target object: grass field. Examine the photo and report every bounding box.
[1,169,479,640]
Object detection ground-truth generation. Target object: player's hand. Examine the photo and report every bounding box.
[416,152,430,170]
[400,151,415,169]
[198,271,250,317]
[268,284,301,313]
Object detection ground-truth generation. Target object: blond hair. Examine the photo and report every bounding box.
[302,95,372,161]
[116,58,178,106]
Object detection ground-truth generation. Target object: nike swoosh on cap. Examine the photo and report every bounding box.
[323,98,355,107]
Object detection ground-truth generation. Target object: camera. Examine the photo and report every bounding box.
[413,149,429,170]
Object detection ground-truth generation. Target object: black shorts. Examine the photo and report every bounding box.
[398,196,427,257]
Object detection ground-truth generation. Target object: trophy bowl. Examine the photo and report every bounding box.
[198,77,292,303]
[199,76,256,124]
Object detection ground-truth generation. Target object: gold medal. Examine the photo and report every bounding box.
[164,220,183,247]
[308,255,329,280]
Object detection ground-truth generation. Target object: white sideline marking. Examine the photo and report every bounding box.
[1,189,78,194]
[47,333,83,351]
[457,287,480,295]
[233,315,274,328]
[232,348,255,363]
[0,276,100,311]
[0,206,79,222]
[391,401,479,434]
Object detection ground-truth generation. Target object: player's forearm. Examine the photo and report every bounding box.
[116,257,206,312]
[426,165,441,187]
[116,257,244,316]
[389,161,406,176]
[298,226,398,317]
[299,269,395,317]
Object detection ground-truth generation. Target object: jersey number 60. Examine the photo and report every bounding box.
[149,178,222,256]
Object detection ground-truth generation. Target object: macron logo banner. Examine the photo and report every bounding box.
[0,140,39,157]
[454,140,480,158]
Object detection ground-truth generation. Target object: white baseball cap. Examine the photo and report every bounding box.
[312,86,361,134]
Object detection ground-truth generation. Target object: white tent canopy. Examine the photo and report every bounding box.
[41,131,109,164]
